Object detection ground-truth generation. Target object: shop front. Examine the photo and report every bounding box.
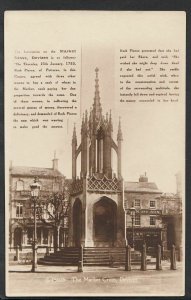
[126,227,162,253]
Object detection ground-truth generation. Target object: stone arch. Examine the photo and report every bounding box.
[14,227,22,247]
[72,198,82,247]
[93,196,117,247]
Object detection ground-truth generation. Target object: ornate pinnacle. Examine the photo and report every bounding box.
[81,114,85,131]
[117,117,123,141]
[85,109,88,123]
[95,67,99,76]
[72,123,77,142]
[109,109,113,132]
[93,67,102,119]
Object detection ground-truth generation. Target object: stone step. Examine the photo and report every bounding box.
[50,253,79,258]
[83,258,110,262]
[38,247,154,267]
[43,256,78,261]
[38,259,77,266]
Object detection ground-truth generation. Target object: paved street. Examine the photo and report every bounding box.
[7,262,184,296]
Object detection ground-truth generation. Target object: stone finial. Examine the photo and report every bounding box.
[72,123,77,145]
[117,117,123,141]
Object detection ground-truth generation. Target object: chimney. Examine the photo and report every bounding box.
[139,172,148,182]
[52,151,58,171]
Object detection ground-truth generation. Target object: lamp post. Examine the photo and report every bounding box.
[30,177,41,272]
[129,205,136,250]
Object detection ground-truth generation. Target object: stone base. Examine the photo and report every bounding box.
[83,239,94,247]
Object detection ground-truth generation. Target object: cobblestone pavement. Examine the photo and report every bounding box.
[7,262,184,297]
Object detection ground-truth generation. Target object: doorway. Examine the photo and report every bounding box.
[14,227,22,247]
[93,197,117,246]
[73,199,82,247]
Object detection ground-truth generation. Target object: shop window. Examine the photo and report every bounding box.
[150,216,156,226]
[150,200,156,208]
[37,228,41,244]
[16,203,23,218]
[42,228,48,244]
[16,180,24,191]
[134,214,141,226]
[134,199,141,208]
[27,228,33,244]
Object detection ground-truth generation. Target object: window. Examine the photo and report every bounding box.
[42,228,48,244]
[134,199,141,208]
[150,200,156,208]
[135,214,141,226]
[150,216,156,226]
[16,203,23,218]
[27,228,33,244]
[37,228,41,244]
[16,180,24,191]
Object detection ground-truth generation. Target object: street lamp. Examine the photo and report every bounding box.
[30,177,41,272]
[129,204,136,250]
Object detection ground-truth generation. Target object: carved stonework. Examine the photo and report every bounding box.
[87,175,120,193]
[70,178,83,195]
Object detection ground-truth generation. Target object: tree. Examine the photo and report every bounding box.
[38,191,68,253]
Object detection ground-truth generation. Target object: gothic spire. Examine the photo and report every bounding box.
[117,117,123,141]
[72,123,77,142]
[92,67,102,119]
[109,109,113,132]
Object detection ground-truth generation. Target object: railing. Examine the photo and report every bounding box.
[14,190,52,197]
[9,245,55,265]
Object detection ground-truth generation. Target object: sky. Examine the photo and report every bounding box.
[5,11,185,193]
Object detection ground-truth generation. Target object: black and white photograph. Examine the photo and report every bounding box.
[5,11,185,296]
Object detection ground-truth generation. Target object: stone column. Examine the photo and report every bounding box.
[141,243,147,271]
[103,134,112,177]
[84,192,94,247]
[156,244,162,270]
[116,181,127,246]
[170,244,177,270]
[68,198,74,247]
[10,230,14,249]
[23,229,28,246]
[125,244,131,271]
[91,134,96,174]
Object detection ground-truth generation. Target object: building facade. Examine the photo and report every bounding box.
[9,154,69,249]
[125,173,163,251]
[124,172,182,254]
